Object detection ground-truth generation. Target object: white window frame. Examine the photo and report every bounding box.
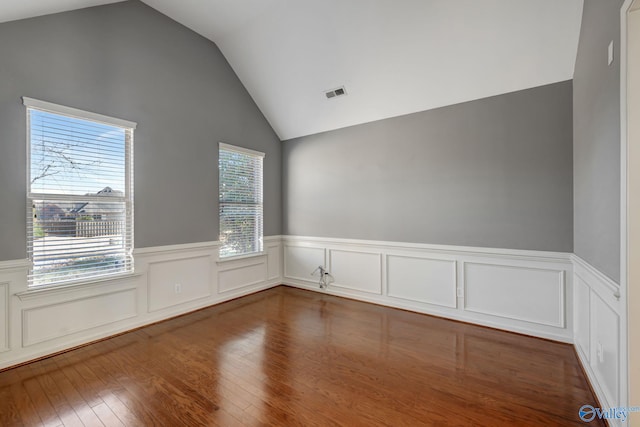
[24,97,136,288]
[218,142,264,259]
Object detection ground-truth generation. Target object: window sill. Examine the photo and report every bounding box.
[17,271,142,301]
[216,251,267,264]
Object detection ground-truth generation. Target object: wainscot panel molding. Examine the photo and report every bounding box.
[463,263,565,328]
[284,245,326,283]
[387,255,457,308]
[328,249,382,295]
[22,288,138,347]
[148,255,212,312]
[217,256,268,294]
[572,254,624,423]
[0,238,282,370]
[265,235,283,281]
[282,236,573,343]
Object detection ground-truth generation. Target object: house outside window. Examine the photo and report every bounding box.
[219,143,264,258]
[24,97,135,287]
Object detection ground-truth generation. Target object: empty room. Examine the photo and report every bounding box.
[1,0,639,425]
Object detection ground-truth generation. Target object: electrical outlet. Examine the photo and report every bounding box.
[597,342,604,363]
[175,283,182,294]
[456,288,464,298]
[608,41,614,66]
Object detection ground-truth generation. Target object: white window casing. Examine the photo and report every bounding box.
[24,97,135,287]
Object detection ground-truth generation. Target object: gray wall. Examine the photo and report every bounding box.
[0,0,281,261]
[283,81,573,252]
[573,0,624,283]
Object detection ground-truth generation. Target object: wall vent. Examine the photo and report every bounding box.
[325,86,347,99]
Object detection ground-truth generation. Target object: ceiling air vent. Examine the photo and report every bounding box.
[325,86,347,99]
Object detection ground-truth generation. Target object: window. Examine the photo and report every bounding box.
[24,97,135,287]
[219,143,264,258]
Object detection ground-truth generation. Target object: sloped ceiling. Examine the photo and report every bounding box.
[0,0,584,140]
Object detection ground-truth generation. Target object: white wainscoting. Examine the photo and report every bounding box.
[572,255,624,423]
[0,237,283,370]
[574,275,591,359]
[0,281,8,353]
[328,249,382,295]
[22,287,138,347]
[148,255,212,312]
[463,263,565,328]
[267,242,281,281]
[218,256,267,294]
[283,236,573,342]
[284,245,325,282]
[0,259,30,357]
[386,255,456,308]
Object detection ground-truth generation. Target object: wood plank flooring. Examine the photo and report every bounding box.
[0,286,603,426]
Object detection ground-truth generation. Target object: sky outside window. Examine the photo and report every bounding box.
[30,109,126,196]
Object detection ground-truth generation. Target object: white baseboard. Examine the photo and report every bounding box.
[282,235,573,343]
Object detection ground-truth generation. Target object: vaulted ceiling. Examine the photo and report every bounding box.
[0,0,584,140]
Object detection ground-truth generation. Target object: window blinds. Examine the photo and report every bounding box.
[25,98,135,287]
[219,143,264,258]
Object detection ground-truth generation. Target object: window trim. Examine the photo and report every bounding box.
[218,142,265,159]
[216,251,267,264]
[218,142,265,259]
[22,97,137,130]
[24,97,136,288]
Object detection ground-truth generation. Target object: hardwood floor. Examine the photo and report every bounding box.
[0,286,603,426]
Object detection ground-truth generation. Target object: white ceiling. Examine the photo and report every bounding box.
[0,0,584,140]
